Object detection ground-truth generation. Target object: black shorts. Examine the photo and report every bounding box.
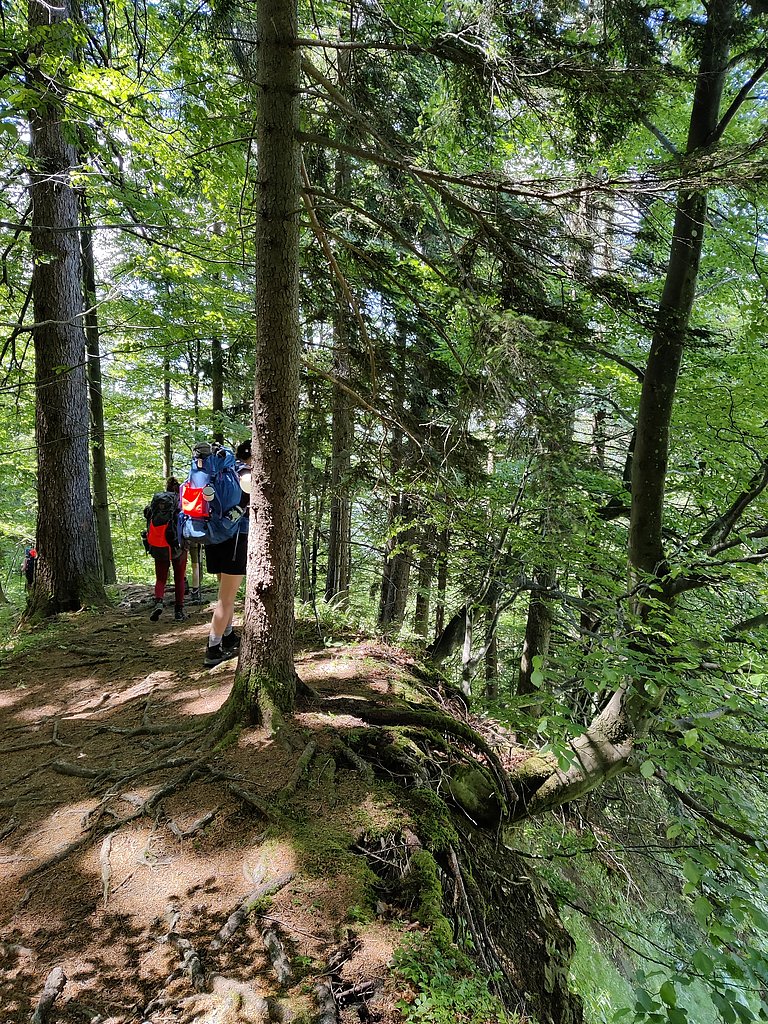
[205,532,248,575]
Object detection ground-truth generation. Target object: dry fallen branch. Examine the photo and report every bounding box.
[334,979,378,1006]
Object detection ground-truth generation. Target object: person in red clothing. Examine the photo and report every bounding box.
[145,477,188,622]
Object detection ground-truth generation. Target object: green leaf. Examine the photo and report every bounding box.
[659,981,677,1007]
[640,759,656,779]
[692,948,714,975]
[667,1008,689,1024]
[635,987,660,1012]
[683,860,703,886]
[693,896,713,925]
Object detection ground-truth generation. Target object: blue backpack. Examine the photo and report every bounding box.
[178,442,247,546]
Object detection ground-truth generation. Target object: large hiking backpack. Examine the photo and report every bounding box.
[179,442,247,546]
[143,491,179,559]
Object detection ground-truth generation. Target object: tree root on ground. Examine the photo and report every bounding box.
[139,873,318,1022]
[316,697,519,813]
[30,966,66,1024]
[276,738,318,801]
[210,872,295,952]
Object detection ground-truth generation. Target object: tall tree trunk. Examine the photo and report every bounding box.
[484,588,499,702]
[325,314,353,606]
[211,222,225,444]
[224,0,301,731]
[625,0,735,722]
[378,324,412,633]
[162,345,172,478]
[413,529,435,639]
[514,0,742,815]
[81,197,117,584]
[517,570,553,703]
[378,491,412,632]
[299,441,314,604]
[26,0,106,617]
[434,526,449,638]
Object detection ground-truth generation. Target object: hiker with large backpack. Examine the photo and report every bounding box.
[143,477,188,622]
[178,440,252,666]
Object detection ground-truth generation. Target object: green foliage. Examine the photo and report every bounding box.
[394,935,525,1024]
[3,1,768,1017]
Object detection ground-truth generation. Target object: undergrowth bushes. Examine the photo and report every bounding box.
[394,935,528,1024]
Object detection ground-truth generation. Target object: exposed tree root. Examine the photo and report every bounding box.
[210,872,295,952]
[166,807,220,839]
[0,817,19,841]
[313,979,338,1024]
[333,739,376,782]
[446,844,494,977]
[261,924,294,986]
[316,696,519,813]
[276,738,318,801]
[31,966,66,1024]
[225,780,280,822]
[99,834,113,905]
[166,931,207,992]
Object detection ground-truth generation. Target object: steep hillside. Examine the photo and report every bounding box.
[1,589,584,1024]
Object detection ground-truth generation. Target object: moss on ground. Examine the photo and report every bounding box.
[406,788,458,853]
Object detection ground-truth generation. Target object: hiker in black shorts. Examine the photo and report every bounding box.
[203,440,252,666]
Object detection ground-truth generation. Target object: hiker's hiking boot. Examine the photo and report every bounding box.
[149,600,163,622]
[204,642,223,667]
[174,605,187,621]
[204,638,238,668]
[188,587,203,604]
[222,630,240,654]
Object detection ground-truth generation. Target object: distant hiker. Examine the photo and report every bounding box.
[21,545,37,589]
[143,477,188,622]
[203,439,252,667]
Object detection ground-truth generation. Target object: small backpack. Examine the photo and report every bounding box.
[178,442,247,546]
[143,491,180,559]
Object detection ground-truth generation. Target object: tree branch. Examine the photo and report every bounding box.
[700,454,768,549]
[710,55,768,144]
[656,772,759,845]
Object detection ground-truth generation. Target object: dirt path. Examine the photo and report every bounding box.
[0,589,408,1024]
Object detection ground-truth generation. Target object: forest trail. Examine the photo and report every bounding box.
[0,587,427,1024]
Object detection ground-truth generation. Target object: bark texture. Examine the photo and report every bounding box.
[81,198,116,584]
[325,315,353,606]
[27,0,106,616]
[230,0,302,727]
[628,0,734,586]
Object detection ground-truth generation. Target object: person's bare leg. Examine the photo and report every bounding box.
[210,573,243,640]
